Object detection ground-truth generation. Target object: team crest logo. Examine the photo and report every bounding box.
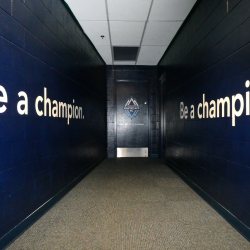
[124,97,140,119]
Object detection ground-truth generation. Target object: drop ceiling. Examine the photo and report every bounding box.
[64,0,197,65]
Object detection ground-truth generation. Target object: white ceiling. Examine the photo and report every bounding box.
[65,0,197,65]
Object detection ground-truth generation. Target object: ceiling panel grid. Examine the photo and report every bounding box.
[64,0,197,65]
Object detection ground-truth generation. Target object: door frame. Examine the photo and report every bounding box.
[159,72,166,159]
[114,79,149,158]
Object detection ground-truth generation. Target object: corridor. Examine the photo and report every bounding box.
[6,159,250,250]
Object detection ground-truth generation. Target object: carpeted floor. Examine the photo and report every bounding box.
[6,158,250,249]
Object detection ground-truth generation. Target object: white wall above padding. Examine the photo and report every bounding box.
[107,0,152,21]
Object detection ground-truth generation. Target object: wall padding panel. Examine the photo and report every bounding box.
[0,0,106,240]
[159,0,250,228]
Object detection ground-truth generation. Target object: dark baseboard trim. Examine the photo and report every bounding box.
[0,156,106,250]
[166,159,250,242]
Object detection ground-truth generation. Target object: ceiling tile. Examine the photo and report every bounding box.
[107,0,152,21]
[114,61,136,65]
[65,0,107,21]
[110,21,145,46]
[136,61,157,65]
[79,21,110,46]
[149,0,197,21]
[137,46,166,63]
[95,46,112,63]
[142,21,182,46]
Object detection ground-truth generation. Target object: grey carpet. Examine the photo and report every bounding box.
[6,158,250,250]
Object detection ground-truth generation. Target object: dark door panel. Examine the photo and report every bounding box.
[116,80,149,152]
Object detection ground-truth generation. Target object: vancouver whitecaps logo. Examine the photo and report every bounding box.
[124,97,140,119]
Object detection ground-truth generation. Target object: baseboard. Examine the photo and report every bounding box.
[0,156,106,250]
[166,159,250,242]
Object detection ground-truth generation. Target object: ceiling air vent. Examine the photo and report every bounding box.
[113,46,139,61]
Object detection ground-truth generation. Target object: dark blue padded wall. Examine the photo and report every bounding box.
[159,0,250,228]
[0,0,106,239]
